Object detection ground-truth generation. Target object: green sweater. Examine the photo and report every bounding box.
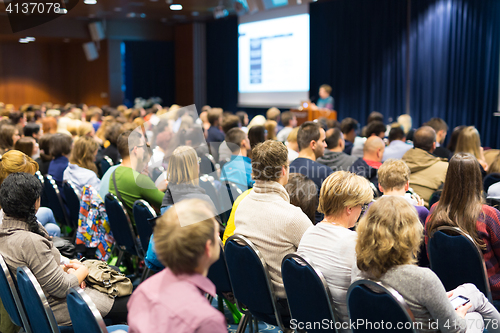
[109,166,164,225]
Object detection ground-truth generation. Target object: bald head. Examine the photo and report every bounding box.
[413,126,436,153]
[363,136,385,162]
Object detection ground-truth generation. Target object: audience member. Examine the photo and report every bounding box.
[220,128,254,192]
[218,114,241,162]
[350,136,384,189]
[247,115,267,129]
[276,111,297,142]
[298,171,372,331]
[96,123,122,165]
[63,136,101,196]
[247,125,266,159]
[402,126,448,206]
[286,127,299,163]
[447,125,466,153]
[47,133,72,188]
[357,196,500,332]
[14,137,36,158]
[317,127,358,171]
[398,114,414,141]
[35,134,54,175]
[233,140,312,313]
[455,126,488,172]
[382,126,412,161]
[284,173,318,224]
[236,111,249,133]
[264,119,278,140]
[289,121,332,223]
[426,153,500,307]
[266,107,281,122]
[361,112,384,137]
[205,108,224,161]
[42,117,58,135]
[129,199,225,333]
[425,118,452,160]
[0,124,20,155]
[24,122,41,141]
[340,117,358,155]
[352,121,386,158]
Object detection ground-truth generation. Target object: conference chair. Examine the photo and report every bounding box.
[16,267,73,333]
[0,254,32,333]
[347,279,418,333]
[132,200,156,281]
[36,171,50,208]
[43,175,71,228]
[281,253,338,333]
[200,153,220,179]
[484,172,500,193]
[98,156,114,179]
[67,288,129,333]
[218,181,243,225]
[104,193,143,267]
[427,226,492,301]
[225,234,290,333]
[199,174,222,215]
[62,180,81,230]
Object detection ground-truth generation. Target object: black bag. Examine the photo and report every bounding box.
[52,236,76,258]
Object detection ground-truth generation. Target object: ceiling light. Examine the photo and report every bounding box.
[140,13,146,18]
[25,37,35,42]
[84,0,97,4]
[19,38,29,43]
[126,12,136,17]
[170,4,182,10]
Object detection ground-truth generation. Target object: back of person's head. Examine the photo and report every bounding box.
[266,107,280,121]
[105,123,122,146]
[24,123,40,138]
[412,126,436,152]
[252,140,288,182]
[225,128,247,153]
[378,159,410,191]
[397,114,412,134]
[247,115,267,129]
[319,171,373,218]
[0,173,44,237]
[455,126,482,160]
[356,196,422,279]
[207,108,223,126]
[285,173,318,223]
[167,146,199,186]
[38,134,53,162]
[340,117,358,135]
[153,199,218,275]
[0,150,38,186]
[367,111,384,124]
[236,111,248,126]
[363,136,385,157]
[365,121,386,138]
[42,117,58,134]
[388,127,405,142]
[221,115,241,134]
[8,111,23,125]
[281,111,295,127]
[248,125,266,149]
[264,120,277,140]
[156,130,173,152]
[424,117,448,134]
[447,125,466,153]
[0,124,18,151]
[324,127,343,149]
[49,133,72,158]
[426,152,484,249]
[70,136,99,174]
[287,127,299,143]
[297,121,320,151]
[78,121,95,137]
[488,152,500,175]
[116,130,136,158]
[14,137,35,157]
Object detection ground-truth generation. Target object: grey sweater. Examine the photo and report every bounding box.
[317,150,359,172]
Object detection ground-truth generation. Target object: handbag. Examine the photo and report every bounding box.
[82,260,133,298]
[52,236,76,258]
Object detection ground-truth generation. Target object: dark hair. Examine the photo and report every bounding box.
[413,126,436,152]
[447,125,466,153]
[38,134,54,162]
[426,153,485,249]
[252,140,288,182]
[225,128,247,153]
[8,111,23,125]
[117,130,135,158]
[105,123,122,146]
[325,128,342,149]
[0,173,44,237]
[388,127,405,142]
[236,111,248,126]
[49,133,72,157]
[281,111,295,127]
[297,121,321,151]
[425,118,448,133]
[340,117,359,134]
[248,126,266,150]
[365,121,386,138]
[285,173,318,223]
[221,115,241,134]
[367,111,384,124]
[207,108,222,126]
[14,138,34,157]
[24,123,40,138]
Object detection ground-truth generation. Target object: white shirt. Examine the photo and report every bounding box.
[63,163,101,197]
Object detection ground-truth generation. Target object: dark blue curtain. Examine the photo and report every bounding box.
[310,0,408,125]
[123,41,175,107]
[409,0,500,148]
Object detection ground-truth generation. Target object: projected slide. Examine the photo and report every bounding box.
[238,13,310,107]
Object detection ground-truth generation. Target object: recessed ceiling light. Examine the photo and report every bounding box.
[84,0,97,4]
[140,13,146,18]
[19,38,29,43]
[25,37,35,42]
[170,4,182,10]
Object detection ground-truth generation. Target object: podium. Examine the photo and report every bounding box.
[290,107,337,126]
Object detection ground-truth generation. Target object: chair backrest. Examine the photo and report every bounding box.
[0,254,31,332]
[281,253,337,333]
[63,180,80,229]
[99,156,114,178]
[218,181,243,217]
[207,239,233,294]
[16,267,59,333]
[484,172,500,193]
[133,200,156,253]
[199,153,219,177]
[199,175,221,212]
[36,171,50,208]
[428,226,492,301]
[225,234,286,330]
[347,279,418,333]
[43,174,70,227]
[67,288,107,333]
[104,193,142,258]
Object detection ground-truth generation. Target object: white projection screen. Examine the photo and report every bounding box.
[238,5,310,108]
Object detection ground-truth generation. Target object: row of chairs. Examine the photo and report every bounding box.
[0,253,128,333]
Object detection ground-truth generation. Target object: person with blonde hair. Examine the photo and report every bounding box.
[356,195,500,332]
[455,126,488,172]
[264,119,278,140]
[128,199,225,333]
[63,136,101,196]
[286,127,299,163]
[297,171,372,330]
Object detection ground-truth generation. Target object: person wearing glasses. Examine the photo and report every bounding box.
[109,129,164,226]
[297,171,373,332]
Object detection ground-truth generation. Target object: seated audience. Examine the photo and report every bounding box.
[357,196,500,332]
[455,126,488,172]
[247,125,266,159]
[48,133,72,189]
[247,115,267,129]
[218,115,241,162]
[24,122,41,141]
[220,128,254,192]
[265,120,278,140]
[276,111,297,143]
[398,114,414,141]
[285,173,319,224]
[297,171,372,331]
[350,136,384,188]
[0,124,20,156]
[0,173,129,326]
[447,125,466,154]
[286,127,299,163]
[35,134,54,175]
[402,126,448,206]
[63,136,101,196]
[205,108,224,161]
[426,153,500,307]
[317,127,358,171]
[266,107,281,123]
[233,140,312,311]
[360,111,384,138]
[129,199,225,333]
[425,118,452,160]
[340,117,359,155]
[42,116,58,135]
[236,111,249,133]
[96,123,122,165]
[352,121,386,158]
[14,137,37,158]
[382,127,412,161]
[290,121,332,223]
